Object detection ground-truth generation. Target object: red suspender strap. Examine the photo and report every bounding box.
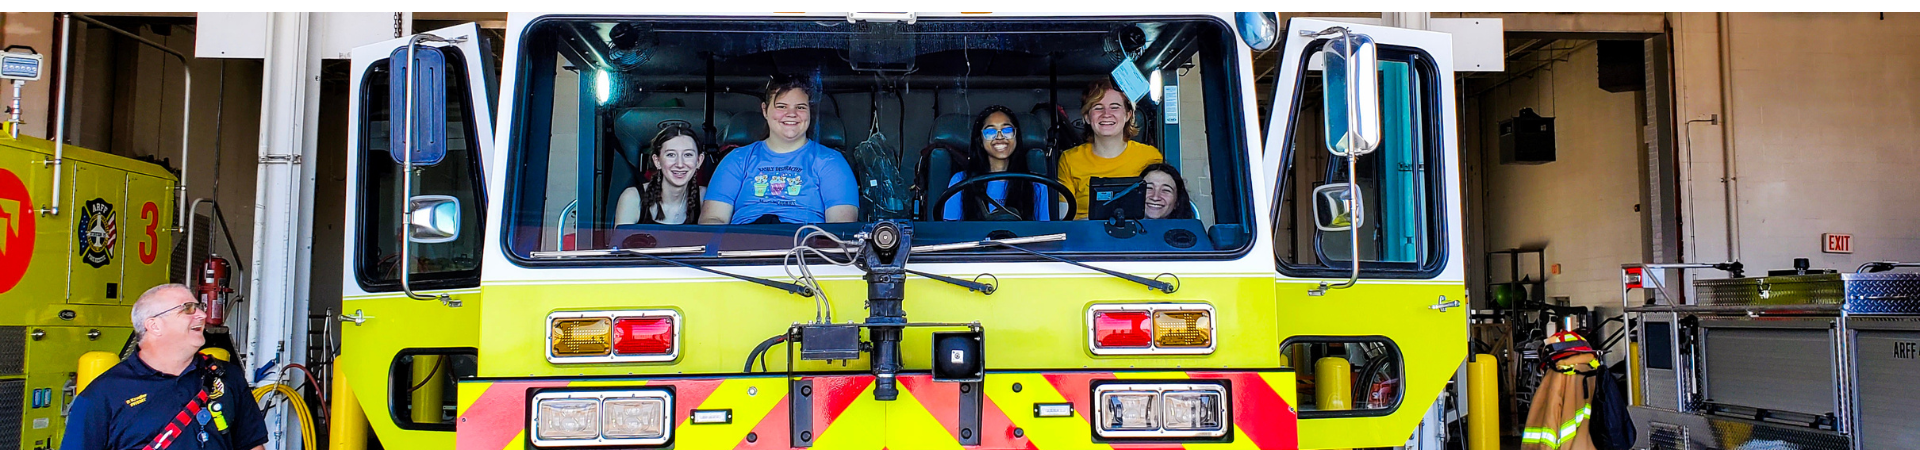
[143,390,210,450]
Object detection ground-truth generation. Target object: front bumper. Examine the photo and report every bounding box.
[456,370,1298,450]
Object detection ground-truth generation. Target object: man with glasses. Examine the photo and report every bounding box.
[63,284,268,450]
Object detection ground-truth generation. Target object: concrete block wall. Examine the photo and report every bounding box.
[1468,43,1647,309]
[1672,12,1920,279]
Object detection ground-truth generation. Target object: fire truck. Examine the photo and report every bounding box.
[0,77,180,450]
[334,13,1467,449]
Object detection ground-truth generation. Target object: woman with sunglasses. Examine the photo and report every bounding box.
[1057,77,1164,220]
[616,124,706,224]
[941,105,1052,221]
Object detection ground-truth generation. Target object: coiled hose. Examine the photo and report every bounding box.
[252,383,316,450]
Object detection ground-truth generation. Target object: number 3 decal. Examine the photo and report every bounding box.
[139,202,159,264]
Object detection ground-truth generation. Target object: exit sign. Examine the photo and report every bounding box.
[1823,233,1853,254]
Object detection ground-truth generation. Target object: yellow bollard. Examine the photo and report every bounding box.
[410,355,447,424]
[77,351,119,394]
[1468,354,1500,450]
[1314,356,1352,412]
[198,347,232,362]
[1627,341,1641,405]
[1313,356,1353,450]
[330,357,369,450]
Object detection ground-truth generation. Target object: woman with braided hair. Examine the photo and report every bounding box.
[616,124,706,224]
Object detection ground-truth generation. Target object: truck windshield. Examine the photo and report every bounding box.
[504,16,1252,262]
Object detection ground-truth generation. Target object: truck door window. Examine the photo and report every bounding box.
[388,348,477,431]
[1283,338,1403,416]
[1274,46,1446,278]
[355,52,487,291]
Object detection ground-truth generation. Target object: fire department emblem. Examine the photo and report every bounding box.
[76,198,117,268]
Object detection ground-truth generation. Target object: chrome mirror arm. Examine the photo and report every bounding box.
[398,32,467,307]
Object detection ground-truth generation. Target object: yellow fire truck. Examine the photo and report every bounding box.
[0,124,178,450]
[333,14,1466,449]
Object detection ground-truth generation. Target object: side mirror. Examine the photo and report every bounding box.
[389,45,448,166]
[1320,31,1380,157]
[407,195,461,243]
[1312,183,1362,232]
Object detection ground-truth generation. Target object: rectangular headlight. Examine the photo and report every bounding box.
[530,389,674,447]
[601,397,667,439]
[534,399,600,441]
[1093,382,1229,439]
[1099,391,1160,431]
[1162,391,1225,431]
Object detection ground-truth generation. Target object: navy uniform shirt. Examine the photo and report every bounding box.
[62,354,270,450]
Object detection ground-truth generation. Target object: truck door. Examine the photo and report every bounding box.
[1263,18,1467,448]
[340,22,495,445]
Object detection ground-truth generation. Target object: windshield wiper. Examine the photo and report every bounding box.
[530,246,813,297]
[912,234,1177,293]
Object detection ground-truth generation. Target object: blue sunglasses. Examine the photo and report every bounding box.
[980,126,1017,139]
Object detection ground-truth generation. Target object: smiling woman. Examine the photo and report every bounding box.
[615,124,708,225]
[505,17,1253,261]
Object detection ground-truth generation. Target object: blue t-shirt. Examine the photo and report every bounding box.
[704,140,858,224]
[63,354,269,450]
[942,171,1053,221]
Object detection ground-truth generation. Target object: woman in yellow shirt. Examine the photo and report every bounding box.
[1057,78,1164,219]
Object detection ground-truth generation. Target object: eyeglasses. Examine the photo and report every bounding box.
[148,301,206,320]
[980,126,1017,139]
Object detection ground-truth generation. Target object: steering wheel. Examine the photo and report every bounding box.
[930,171,1077,222]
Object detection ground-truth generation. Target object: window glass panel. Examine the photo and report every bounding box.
[1283,338,1402,416]
[1274,48,1442,276]
[389,349,477,431]
[356,52,486,290]
[505,18,1254,262]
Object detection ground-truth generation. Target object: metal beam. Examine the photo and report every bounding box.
[1433,12,1665,35]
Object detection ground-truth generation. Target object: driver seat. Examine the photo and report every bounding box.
[915,114,973,221]
[914,112,1058,221]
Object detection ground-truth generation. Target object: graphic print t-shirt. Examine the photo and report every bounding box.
[704,140,858,224]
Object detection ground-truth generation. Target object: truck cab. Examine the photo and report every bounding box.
[338,13,1464,450]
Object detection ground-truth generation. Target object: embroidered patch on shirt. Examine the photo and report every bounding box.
[126,393,147,407]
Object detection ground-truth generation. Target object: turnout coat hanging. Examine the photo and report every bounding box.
[1523,331,1601,450]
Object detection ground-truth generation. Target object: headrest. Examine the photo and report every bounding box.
[1015,112,1049,152]
[722,111,766,148]
[612,107,725,159]
[928,113,974,152]
[814,115,847,150]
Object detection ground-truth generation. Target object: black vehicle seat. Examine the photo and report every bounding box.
[813,115,848,154]
[1014,111,1059,216]
[915,113,974,220]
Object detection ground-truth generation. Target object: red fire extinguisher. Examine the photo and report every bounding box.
[198,255,233,326]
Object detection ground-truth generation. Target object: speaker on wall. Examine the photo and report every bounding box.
[1598,40,1646,93]
[1499,108,1555,165]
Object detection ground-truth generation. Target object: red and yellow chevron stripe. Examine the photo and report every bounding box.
[456,371,1298,450]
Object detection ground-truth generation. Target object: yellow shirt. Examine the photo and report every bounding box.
[1056,140,1164,220]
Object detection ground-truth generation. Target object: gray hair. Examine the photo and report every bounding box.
[131,284,195,336]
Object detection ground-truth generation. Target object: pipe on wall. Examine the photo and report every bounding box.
[43,13,72,216]
[1716,12,1742,262]
[66,13,194,232]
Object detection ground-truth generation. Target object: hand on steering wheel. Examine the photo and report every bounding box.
[930,172,1077,222]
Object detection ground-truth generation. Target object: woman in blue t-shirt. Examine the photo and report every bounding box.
[941,105,1052,221]
[699,75,859,224]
